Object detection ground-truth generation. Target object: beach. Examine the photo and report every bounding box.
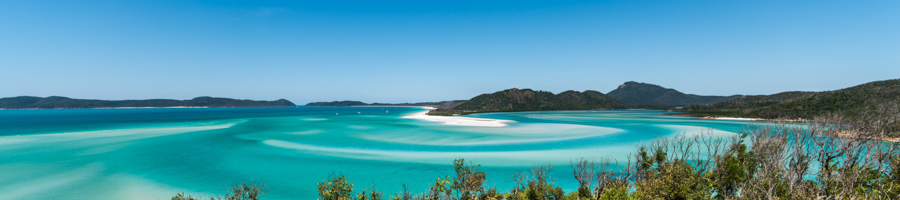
[401,107,515,127]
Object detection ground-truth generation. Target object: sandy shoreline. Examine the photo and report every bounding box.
[699,116,761,121]
[402,107,514,127]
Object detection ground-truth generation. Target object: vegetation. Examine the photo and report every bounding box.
[673,79,900,135]
[607,81,741,106]
[745,79,899,119]
[309,79,898,120]
[172,181,267,200]
[0,96,295,109]
[678,91,815,113]
[428,88,628,115]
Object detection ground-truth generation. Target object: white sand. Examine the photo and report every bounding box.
[712,117,759,121]
[402,108,514,127]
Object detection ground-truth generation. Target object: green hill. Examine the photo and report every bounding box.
[676,79,900,118]
[672,79,900,134]
[679,91,815,114]
[744,79,900,119]
[607,81,740,106]
[428,88,628,115]
[0,96,295,109]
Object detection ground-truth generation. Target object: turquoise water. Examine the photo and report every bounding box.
[0,107,754,199]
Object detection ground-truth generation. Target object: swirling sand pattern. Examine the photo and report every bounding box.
[0,107,753,200]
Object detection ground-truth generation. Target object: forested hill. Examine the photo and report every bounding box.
[0,96,295,109]
[607,81,741,106]
[675,79,900,120]
[679,91,815,114]
[428,88,628,115]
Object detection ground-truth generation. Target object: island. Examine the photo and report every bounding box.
[607,81,742,106]
[667,79,900,134]
[426,88,629,116]
[0,96,296,109]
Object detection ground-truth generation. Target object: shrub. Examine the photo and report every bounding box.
[318,173,354,200]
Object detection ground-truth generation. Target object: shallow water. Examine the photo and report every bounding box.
[0,107,754,199]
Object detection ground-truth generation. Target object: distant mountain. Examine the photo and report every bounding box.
[369,101,467,109]
[305,101,368,107]
[428,88,628,115]
[305,100,466,109]
[676,79,900,120]
[607,81,740,106]
[0,96,295,109]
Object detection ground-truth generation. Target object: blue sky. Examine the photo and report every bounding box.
[1,0,898,103]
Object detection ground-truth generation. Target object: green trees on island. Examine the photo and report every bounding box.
[606,81,742,106]
[0,96,296,109]
[428,88,629,116]
[674,79,900,136]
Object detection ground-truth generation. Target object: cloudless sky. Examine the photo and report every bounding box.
[2,0,898,104]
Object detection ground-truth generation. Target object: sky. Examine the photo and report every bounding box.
[1,0,898,104]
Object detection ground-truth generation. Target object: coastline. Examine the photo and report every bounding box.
[427,108,617,116]
[402,107,514,127]
[699,116,762,121]
[351,105,437,108]
[830,131,900,143]
[697,116,900,143]
[0,106,303,110]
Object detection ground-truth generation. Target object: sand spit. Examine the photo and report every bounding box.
[402,107,514,127]
[699,116,762,121]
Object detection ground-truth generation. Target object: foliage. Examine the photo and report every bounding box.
[318,173,355,200]
[357,183,383,200]
[675,79,900,135]
[431,88,629,115]
[171,181,266,200]
[710,135,753,199]
[0,96,295,109]
[596,187,630,200]
[450,159,487,200]
[607,81,741,106]
[522,165,564,200]
[221,181,267,200]
[423,176,452,200]
[171,192,203,200]
[679,91,815,113]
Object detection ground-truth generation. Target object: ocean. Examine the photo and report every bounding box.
[0,107,754,199]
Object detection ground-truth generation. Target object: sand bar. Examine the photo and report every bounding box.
[402,107,514,127]
[700,116,761,121]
